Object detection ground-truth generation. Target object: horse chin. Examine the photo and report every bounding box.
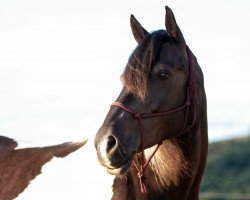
[105,153,135,175]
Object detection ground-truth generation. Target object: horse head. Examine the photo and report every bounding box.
[94,6,205,177]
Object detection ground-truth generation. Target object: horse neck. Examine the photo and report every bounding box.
[111,139,189,200]
[136,139,190,192]
[112,115,207,200]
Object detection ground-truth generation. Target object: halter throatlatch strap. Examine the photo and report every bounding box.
[111,46,196,194]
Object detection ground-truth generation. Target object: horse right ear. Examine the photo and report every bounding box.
[165,6,183,42]
[130,15,149,44]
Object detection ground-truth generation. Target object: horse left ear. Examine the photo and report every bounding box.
[130,15,149,44]
[165,6,180,41]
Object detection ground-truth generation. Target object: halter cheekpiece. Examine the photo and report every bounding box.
[111,46,197,194]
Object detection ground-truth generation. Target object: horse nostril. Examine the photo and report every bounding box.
[106,136,117,153]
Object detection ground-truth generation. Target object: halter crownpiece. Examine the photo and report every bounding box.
[111,45,196,194]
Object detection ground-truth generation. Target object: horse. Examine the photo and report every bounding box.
[94,6,208,200]
[0,136,86,200]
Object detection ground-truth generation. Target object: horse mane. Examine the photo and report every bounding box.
[121,30,171,102]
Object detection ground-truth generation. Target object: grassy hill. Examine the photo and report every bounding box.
[200,135,250,199]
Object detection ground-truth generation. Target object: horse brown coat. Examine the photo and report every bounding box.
[95,6,208,200]
[0,136,86,200]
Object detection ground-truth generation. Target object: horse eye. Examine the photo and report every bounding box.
[159,70,171,79]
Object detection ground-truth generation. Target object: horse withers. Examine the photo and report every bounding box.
[94,6,208,200]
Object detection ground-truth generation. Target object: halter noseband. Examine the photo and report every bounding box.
[111,46,196,194]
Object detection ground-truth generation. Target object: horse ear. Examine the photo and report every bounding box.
[130,15,149,44]
[165,6,180,41]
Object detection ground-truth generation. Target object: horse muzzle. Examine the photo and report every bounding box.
[94,128,138,175]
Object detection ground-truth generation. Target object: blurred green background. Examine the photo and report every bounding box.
[200,135,250,200]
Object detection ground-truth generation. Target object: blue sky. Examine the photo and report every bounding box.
[0,0,250,199]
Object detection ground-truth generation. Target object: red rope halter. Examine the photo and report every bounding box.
[111,46,196,194]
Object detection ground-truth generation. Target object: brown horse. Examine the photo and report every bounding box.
[0,136,86,200]
[94,6,208,200]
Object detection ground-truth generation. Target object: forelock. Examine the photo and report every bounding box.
[121,30,168,102]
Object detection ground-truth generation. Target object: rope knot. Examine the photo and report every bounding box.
[134,113,141,119]
[137,172,145,180]
[188,81,196,91]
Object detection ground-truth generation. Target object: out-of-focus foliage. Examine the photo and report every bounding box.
[200,135,250,199]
